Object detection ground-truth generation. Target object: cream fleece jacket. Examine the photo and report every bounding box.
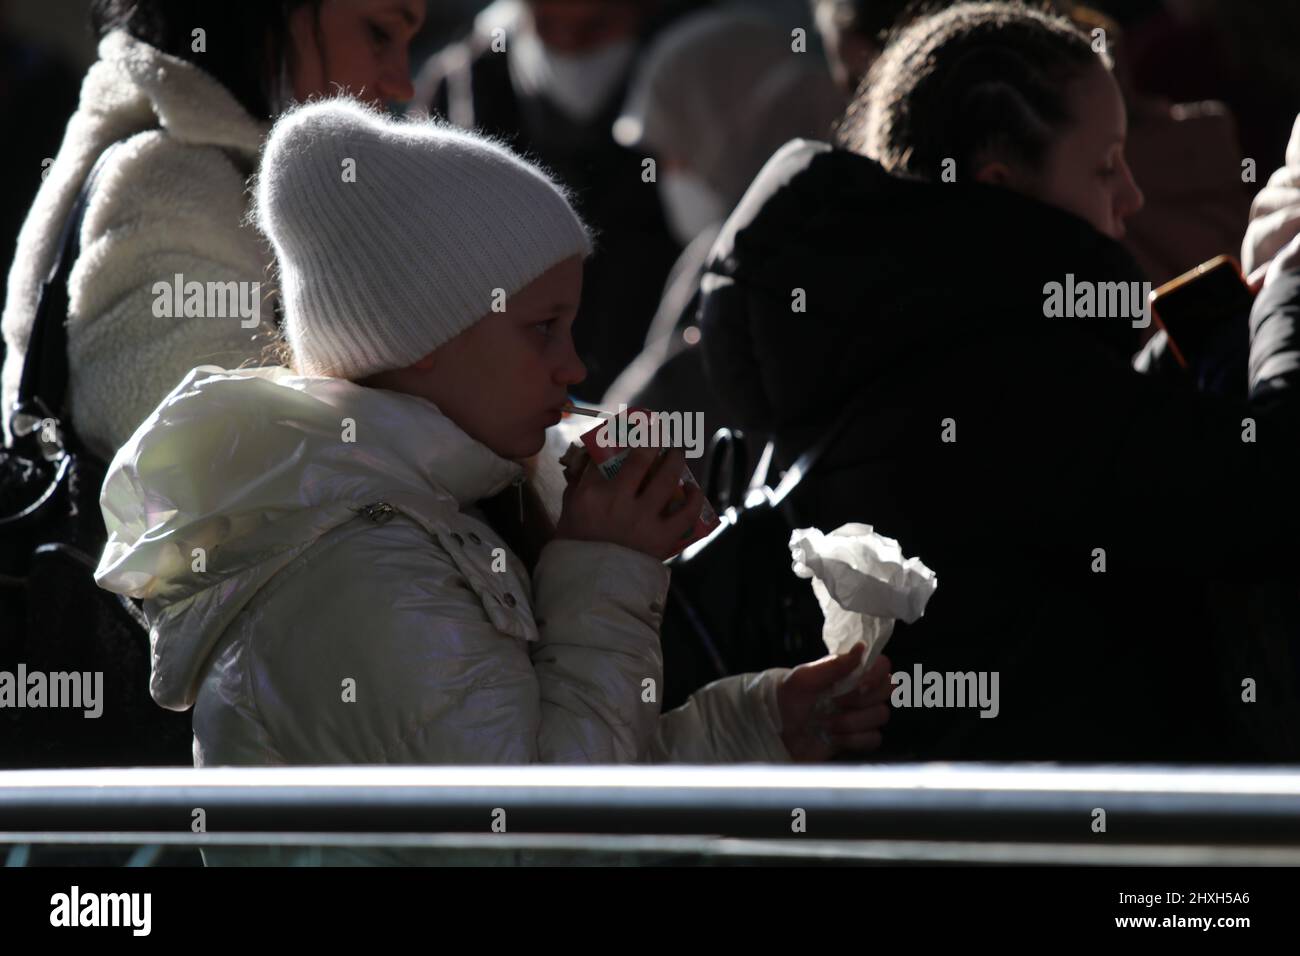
[2,30,274,459]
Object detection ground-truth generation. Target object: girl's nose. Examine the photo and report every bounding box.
[556,342,587,389]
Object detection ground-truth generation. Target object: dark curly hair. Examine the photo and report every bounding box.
[836,1,1106,180]
[90,0,325,120]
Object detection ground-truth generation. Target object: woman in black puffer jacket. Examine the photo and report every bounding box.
[698,2,1300,763]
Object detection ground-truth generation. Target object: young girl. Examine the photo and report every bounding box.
[93,97,892,769]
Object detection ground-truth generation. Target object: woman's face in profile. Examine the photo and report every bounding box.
[288,0,425,107]
[1032,61,1146,240]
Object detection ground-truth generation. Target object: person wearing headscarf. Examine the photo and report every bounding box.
[602,6,844,448]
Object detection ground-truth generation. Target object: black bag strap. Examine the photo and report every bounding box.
[679,388,871,568]
[703,427,748,512]
[767,393,868,506]
[15,143,125,426]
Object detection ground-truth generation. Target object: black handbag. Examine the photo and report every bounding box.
[658,398,865,711]
[0,143,192,767]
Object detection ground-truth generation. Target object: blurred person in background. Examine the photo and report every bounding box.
[810,0,911,95]
[602,5,843,444]
[412,0,690,399]
[2,0,426,462]
[1122,0,1300,186]
[699,1,1300,763]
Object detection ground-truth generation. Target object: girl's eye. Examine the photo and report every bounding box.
[534,319,557,339]
[368,22,392,46]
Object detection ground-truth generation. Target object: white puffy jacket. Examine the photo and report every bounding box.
[94,366,793,767]
[2,30,273,458]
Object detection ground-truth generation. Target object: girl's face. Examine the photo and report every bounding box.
[381,256,588,461]
[288,0,424,106]
[998,61,1145,240]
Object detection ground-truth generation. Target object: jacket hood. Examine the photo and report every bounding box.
[95,365,525,710]
[88,30,269,155]
[701,139,1148,433]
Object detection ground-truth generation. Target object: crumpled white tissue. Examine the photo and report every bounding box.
[789,522,937,698]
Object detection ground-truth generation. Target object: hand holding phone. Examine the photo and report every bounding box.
[1150,255,1254,371]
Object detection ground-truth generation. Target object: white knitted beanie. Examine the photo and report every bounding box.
[254,97,593,379]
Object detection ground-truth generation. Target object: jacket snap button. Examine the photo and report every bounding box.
[450,532,464,546]
[503,593,517,608]
[468,532,482,545]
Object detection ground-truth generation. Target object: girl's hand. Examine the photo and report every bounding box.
[776,644,893,762]
[554,445,703,560]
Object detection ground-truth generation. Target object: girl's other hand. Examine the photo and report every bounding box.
[776,645,893,762]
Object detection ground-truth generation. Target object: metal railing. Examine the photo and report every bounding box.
[3,763,1300,865]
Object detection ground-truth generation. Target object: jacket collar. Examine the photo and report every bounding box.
[365,386,528,507]
[105,366,526,540]
[703,139,1147,433]
[87,30,268,159]
[270,368,528,508]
